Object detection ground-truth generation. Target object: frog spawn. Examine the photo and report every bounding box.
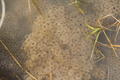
[22,5,94,80]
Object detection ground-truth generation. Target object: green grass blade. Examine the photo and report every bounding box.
[75,3,84,14]
[71,0,84,14]
[90,29,101,59]
[85,22,94,30]
[31,0,43,16]
[69,1,81,5]
[68,2,75,5]
[86,32,93,40]
[86,28,100,40]
[93,28,101,34]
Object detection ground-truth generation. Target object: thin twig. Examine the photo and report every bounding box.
[113,44,120,47]
[13,72,21,80]
[108,48,110,80]
[103,27,116,31]
[0,0,5,28]
[97,41,120,51]
[94,51,105,63]
[115,25,120,43]
[101,30,117,57]
[50,73,52,80]
[0,40,37,80]
[97,41,111,48]
[97,14,119,57]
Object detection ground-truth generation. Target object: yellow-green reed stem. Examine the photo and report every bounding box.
[90,29,101,59]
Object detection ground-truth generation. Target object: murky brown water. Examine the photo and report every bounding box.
[0,0,120,80]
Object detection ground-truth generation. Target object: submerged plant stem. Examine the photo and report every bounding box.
[73,0,84,14]
[90,29,101,59]
[0,40,37,80]
[32,0,43,17]
[98,14,119,57]
[0,0,5,28]
[97,41,120,51]
[28,0,33,24]
[13,72,21,80]
[103,29,118,57]
[50,73,52,80]
[115,25,120,43]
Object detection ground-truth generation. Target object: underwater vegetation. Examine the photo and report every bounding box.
[69,0,84,14]
[0,0,120,80]
[0,0,5,28]
[85,14,120,59]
